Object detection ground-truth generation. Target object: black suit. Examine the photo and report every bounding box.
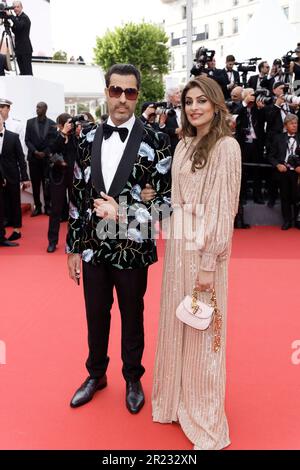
[264,103,293,150]
[0,129,28,229]
[10,12,33,75]
[47,133,77,245]
[269,133,300,223]
[25,116,56,212]
[162,109,180,156]
[220,68,241,100]
[248,74,272,92]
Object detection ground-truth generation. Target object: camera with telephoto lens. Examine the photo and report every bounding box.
[190,47,216,77]
[67,114,92,133]
[254,88,273,105]
[282,50,298,72]
[148,101,176,117]
[287,153,300,169]
[235,57,260,74]
[284,94,300,106]
[0,2,13,19]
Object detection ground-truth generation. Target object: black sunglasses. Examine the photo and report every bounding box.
[108,86,139,101]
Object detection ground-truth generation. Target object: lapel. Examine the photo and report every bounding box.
[91,125,105,195]
[42,118,50,141]
[33,118,40,138]
[91,118,145,198]
[1,130,10,156]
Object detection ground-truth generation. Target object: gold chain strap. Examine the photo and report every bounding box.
[192,287,222,353]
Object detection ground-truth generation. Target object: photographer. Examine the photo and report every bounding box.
[289,44,300,89]
[221,55,241,100]
[268,114,300,230]
[159,87,182,155]
[46,113,79,253]
[140,102,161,132]
[236,88,266,206]
[269,59,285,89]
[25,102,56,216]
[264,82,293,148]
[248,61,271,91]
[5,1,33,75]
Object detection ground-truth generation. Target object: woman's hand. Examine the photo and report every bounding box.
[141,184,156,203]
[195,269,214,293]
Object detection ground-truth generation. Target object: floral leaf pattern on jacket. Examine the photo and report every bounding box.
[66,122,172,270]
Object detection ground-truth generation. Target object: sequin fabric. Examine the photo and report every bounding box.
[152,136,241,450]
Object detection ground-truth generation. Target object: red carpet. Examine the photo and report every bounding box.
[0,215,300,450]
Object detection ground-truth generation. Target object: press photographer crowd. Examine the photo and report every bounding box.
[1,24,300,249]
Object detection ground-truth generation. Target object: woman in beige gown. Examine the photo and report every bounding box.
[152,76,241,450]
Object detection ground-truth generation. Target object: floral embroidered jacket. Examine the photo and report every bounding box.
[66,118,172,269]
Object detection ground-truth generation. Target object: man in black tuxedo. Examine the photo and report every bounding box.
[159,86,182,155]
[0,114,29,244]
[220,55,241,100]
[25,102,56,216]
[268,114,300,230]
[67,64,172,414]
[264,82,294,207]
[248,61,271,91]
[236,88,266,205]
[6,1,33,75]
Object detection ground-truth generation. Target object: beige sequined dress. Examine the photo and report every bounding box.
[152,136,241,450]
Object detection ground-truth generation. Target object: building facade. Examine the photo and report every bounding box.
[161,0,300,84]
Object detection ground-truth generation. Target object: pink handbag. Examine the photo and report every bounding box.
[176,288,222,352]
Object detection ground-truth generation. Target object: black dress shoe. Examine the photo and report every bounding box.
[295,223,300,230]
[47,243,57,253]
[8,231,21,241]
[70,375,107,408]
[44,207,51,216]
[281,222,292,230]
[31,208,42,217]
[126,380,145,414]
[0,238,19,247]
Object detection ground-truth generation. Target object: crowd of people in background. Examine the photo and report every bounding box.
[2,45,300,249]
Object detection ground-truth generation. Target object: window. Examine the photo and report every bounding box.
[182,5,187,20]
[283,6,289,19]
[205,24,209,39]
[218,21,224,37]
[182,54,187,69]
[232,17,238,34]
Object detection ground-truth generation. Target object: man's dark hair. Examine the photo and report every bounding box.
[226,55,235,63]
[258,61,267,73]
[105,63,141,89]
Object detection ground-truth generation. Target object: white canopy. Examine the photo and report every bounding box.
[235,0,298,64]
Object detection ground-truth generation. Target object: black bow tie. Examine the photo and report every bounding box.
[288,135,296,139]
[103,123,129,143]
[0,133,3,138]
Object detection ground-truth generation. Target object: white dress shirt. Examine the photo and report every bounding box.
[286,134,297,163]
[175,107,181,127]
[101,114,135,193]
[0,127,5,154]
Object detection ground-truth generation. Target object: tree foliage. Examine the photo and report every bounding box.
[52,50,68,62]
[94,23,170,113]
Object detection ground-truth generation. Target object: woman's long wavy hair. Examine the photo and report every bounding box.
[181,75,232,172]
